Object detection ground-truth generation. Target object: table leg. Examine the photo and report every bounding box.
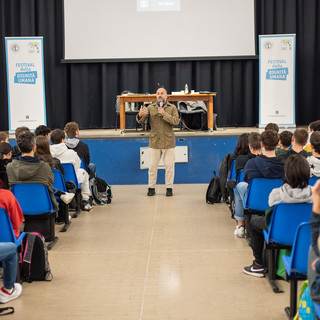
[207,97,213,130]
[120,98,125,132]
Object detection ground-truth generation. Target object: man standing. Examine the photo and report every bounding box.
[137,88,179,196]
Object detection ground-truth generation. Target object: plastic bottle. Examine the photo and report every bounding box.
[184,84,189,94]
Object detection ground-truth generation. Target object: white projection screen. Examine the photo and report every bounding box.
[63,0,256,61]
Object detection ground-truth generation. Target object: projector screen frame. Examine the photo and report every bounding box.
[61,0,258,63]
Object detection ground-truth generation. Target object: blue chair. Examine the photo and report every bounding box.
[53,170,72,231]
[236,169,244,184]
[12,183,58,250]
[0,207,26,282]
[228,160,236,180]
[61,163,82,217]
[243,178,284,212]
[263,202,312,293]
[314,303,320,319]
[0,207,25,246]
[80,158,86,171]
[243,178,284,239]
[309,176,319,186]
[282,222,311,319]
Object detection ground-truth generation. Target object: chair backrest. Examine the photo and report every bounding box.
[264,202,312,245]
[80,158,86,171]
[245,178,284,211]
[287,222,311,275]
[309,176,319,186]
[0,208,25,246]
[61,163,80,188]
[228,160,236,180]
[52,170,67,193]
[0,207,17,242]
[12,183,55,215]
[237,169,244,183]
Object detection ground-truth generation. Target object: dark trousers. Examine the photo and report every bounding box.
[249,216,268,265]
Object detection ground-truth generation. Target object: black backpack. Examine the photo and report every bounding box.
[90,176,112,205]
[20,232,53,282]
[206,171,222,204]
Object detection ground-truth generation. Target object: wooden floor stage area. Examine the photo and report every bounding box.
[9,184,294,320]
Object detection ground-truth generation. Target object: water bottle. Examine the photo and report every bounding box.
[184,84,189,94]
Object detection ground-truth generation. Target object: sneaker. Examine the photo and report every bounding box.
[60,192,75,205]
[166,188,173,197]
[83,202,93,211]
[147,188,155,196]
[234,225,245,238]
[243,262,265,278]
[0,284,22,303]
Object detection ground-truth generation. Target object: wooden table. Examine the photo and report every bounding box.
[116,93,216,132]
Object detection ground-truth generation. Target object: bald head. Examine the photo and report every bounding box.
[156,88,167,104]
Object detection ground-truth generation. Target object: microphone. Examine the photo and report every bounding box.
[159,101,163,108]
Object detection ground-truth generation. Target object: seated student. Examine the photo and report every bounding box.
[307,131,320,177]
[233,130,285,238]
[64,122,91,171]
[226,132,261,210]
[0,132,9,143]
[309,180,320,297]
[0,143,12,190]
[35,125,51,142]
[278,128,311,160]
[305,120,320,152]
[6,131,58,212]
[219,133,250,202]
[265,122,279,133]
[234,132,262,177]
[0,178,24,239]
[50,129,92,211]
[35,136,75,204]
[275,130,293,156]
[243,154,313,277]
[0,242,22,303]
[11,126,30,159]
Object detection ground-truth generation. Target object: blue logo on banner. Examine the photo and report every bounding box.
[14,71,38,84]
[266,68,288,80]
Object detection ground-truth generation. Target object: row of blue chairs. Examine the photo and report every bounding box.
[1,162,83,252]
[227,162,319,318]
[242,177,316,315]
[0,161,89,288]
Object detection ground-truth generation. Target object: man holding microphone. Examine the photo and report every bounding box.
[137,87,179,196]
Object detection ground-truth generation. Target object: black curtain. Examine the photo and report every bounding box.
[0,0,319,130]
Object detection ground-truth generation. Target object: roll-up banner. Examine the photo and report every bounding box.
[259,34,296,128]
[5,37,46,132]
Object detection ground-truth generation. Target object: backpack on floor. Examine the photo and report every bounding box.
[20,232,53,282]
[90,176,112,205]
[206,171,221,204]
[294,280,315,320]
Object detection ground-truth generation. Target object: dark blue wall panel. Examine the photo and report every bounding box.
[83,136,238,185]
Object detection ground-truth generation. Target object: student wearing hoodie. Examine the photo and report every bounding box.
[243,154,313,277]
[307,131,320,177]
[50,129,92,211]
[233,130,285,238]
[6,131,58,211]
[64,122,90,170]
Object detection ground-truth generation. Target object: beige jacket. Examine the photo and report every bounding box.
[137,102,179,149]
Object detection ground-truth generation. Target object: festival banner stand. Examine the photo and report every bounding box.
[5,37,46,134]
[259,34,296,128]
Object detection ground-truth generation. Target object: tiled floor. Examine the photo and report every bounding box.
[9,184,292,319]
